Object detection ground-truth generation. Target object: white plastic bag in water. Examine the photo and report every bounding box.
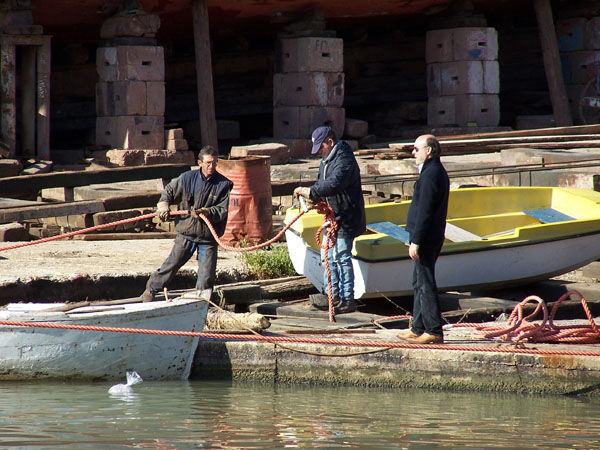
[108,371,143,394]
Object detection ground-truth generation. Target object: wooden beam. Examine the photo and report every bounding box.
[192,0,218,150]
[0,164,190,195]
[435,124,600,141]
[533,0,573,126]
[0,200,105,223]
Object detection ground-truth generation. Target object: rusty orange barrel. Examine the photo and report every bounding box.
[219,155,273,246]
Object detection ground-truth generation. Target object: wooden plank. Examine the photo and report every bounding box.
[72,232,177,241]
[436,124,600,141]
[366,221,410,244]
[0,198,43,209]
[524,208,575,223]
[0,200,105,223]
[192,0,218,150]
[271,179,313,197]
[444,222,481,242]
[533,0,573,126]
[0,164,190,194]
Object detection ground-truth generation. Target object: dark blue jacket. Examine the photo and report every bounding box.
[310,140,366,238]
[160,169,233,244]
[406,157,449,250]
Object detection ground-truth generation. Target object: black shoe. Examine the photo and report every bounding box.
[309,293,341,311]
[334,299,358,314]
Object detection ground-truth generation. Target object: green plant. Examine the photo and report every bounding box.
[239,244,296,279]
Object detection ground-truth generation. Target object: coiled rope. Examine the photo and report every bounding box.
[447,290,600,344]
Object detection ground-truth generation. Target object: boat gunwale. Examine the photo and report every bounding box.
[285,227,600,264]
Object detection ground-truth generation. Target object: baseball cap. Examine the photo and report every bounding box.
[311,126,332,154]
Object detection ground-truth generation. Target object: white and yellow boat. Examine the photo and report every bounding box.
[284,187,600,299]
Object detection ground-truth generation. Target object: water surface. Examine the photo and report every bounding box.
[1,380,599,448]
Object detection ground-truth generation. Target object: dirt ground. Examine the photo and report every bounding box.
[0,238,251,284]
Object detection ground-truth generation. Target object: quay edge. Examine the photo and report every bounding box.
[191,339,600,395]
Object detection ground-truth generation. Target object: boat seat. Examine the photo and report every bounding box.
[524,208,575,223]
[366,221,410,244]
[444,222,481,242]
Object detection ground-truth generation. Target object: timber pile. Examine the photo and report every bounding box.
[356,124,600,158]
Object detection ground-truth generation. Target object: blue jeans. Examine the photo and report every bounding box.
[411,244,443,336]
[322,233,355,301]
[146,234,217,293]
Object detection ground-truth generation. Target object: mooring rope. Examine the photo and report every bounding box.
[2,317,600,357]
[0,202,342,322]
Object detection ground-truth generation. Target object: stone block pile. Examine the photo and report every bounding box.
[93,10,193,166]
[426,27,500,127]
[557,17,600,124]
[273,36,346,157]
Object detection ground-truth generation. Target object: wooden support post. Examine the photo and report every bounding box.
[192,0,218,150]
[0,37,17,157]
[36,36,51,160]
[20,45,36,157]
[533,0,573,127]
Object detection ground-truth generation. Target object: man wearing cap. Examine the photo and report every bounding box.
[294,126,366,314]
[397,134,449,344]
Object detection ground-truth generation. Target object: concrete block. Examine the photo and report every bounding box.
[584,17,600,50]
[96,81,147,116]
[100,12,161,39]
[277,37,343,73]
[344,118,368,139]
[455,94,500,127]
[166,138,189,151]
[273,106,345,139]
[230,143,291,165]
[428,95,500,127]
[96,46,164,82]
[500,149,545,166]
[0,159,22,177]
[557,18,587,52]
[428,60,499,96]
[427,96,456,126]
[427,27,498,62]
[92,149,196,166]
[146,81,165,115]
[143,149,196,165]
[217,120,240,140]
[96,115,164,149]
[252,138,312,159]
[273,72,344,106]
[0,223,31,242]
[165,128,184,140]
[426,29,454,63]
[452,27,498,61]
[566,51,600,84]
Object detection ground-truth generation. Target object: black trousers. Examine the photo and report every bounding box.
[411,243,443,337]
[146,234,217,293]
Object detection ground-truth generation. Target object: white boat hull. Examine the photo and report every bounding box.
[0,299,208,381]
[286,229,600,298]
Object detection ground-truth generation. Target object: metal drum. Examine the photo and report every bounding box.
[218,156,273,246]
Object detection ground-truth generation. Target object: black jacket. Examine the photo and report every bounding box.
[160,169,233,244]
[406,157,449,250]
[310,140,366,238]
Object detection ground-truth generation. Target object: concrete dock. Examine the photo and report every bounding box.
[2,238,600,394]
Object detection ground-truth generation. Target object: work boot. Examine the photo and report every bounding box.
[407,332,444,344]
[140,289,155,303]
[334,299,358,314]
[309,293,341,311]
[397,329,421,340]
